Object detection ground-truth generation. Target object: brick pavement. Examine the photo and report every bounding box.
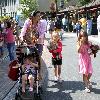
[0,46,17,100]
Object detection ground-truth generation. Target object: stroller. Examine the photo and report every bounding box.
[14,45,42,100]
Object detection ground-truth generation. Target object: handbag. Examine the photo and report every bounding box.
[8,60,19,81]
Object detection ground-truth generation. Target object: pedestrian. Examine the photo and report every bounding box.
[48,30,62,82]
[49,18,55,38]
[20,11,43,84]
[87,17,92,36]
[76,21,82,37]
[5,21,15,62]
[77,30,93,93]
[62,15,68,32]
[13,22,20,46]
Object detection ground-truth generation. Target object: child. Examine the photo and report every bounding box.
[21,54,39,93]
[5,21,15,61]
[76,21,82,37]
[77,30,94,93]
[48,31,62,82]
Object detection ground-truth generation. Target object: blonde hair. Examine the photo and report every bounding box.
[52,32,59,37]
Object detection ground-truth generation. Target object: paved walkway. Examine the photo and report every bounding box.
[42,33,100,100]
[0,41,50,100]
[0,32,100,100]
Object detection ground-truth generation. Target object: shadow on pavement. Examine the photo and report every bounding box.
[91,88,100,94]
[43,80,97,100]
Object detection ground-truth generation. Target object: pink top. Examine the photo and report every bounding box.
[5,28,15,43]
[20,18,47,44]
[49,40,62,58]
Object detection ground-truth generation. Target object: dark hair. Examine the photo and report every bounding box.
[78,30,88,44]
[41,12,46,19]
[31,11,40,17]
[6,21,11,28]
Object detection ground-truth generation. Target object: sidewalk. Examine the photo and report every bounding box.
[88,35,100,45]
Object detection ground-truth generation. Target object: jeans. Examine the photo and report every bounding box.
[0,47,3,57]
[7,42,15,61]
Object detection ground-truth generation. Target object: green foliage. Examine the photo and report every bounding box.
[78,0,91,6]
[0,16,10,22]
[20,0,38,18]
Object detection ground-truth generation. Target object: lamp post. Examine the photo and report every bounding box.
[55,0,58,13]
[0,4,2,16]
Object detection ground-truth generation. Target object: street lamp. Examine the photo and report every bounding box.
[55,0,58,12]
[0,5,2,16]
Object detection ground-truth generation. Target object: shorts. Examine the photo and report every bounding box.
[23,69,36,77]
[52,58,62,66]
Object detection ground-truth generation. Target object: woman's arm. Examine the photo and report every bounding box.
[30,62,39,67]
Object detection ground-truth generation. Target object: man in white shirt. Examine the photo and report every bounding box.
[62,15,68,32]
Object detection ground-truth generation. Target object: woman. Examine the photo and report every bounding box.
[5,21,15,61]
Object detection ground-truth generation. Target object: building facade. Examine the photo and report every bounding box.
[0,0,19,17]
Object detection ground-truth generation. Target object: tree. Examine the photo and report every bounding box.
[20,0,38,18]
[78,0,92,6]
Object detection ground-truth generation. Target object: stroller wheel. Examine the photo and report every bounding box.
[15,93,22,100]
[34,93,42,100]
[38,86,43,94]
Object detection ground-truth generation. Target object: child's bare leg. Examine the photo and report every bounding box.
[22,75,27,92]
[87,73,92,83]
[83,74,89,88]
[58,65,61,78]
[28,75,34,89]
[87,73,92,88]
[54,65,58,77]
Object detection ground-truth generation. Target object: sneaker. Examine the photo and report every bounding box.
[29,87,33,92]
[54,76,58,82]
[58,77,62,83]
[85,87,90,93]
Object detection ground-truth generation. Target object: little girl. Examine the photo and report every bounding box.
[48,31,62,82]
[77,30,93,93]
[21,54,39,93]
